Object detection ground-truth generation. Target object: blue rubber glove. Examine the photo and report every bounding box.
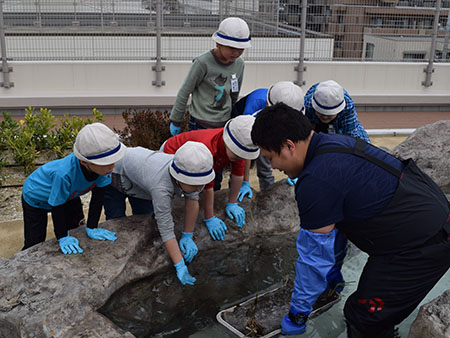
[179,232,198,263]
[286,177,298,186]
[85,227,117,241]
[281,311,307,335]
[237,181,252,202]
[204,216,227,241]
[58,235,83,255]
[225,202,245,228]
[174,258,196,286]
[170,122,181,136]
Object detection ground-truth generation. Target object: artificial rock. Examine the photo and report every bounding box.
[1,120,450,337]
[392,119,450,193]
[0,181,298,337]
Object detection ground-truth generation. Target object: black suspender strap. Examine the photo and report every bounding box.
[313,138,402,178]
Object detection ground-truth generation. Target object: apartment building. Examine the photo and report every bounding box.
[281,0,450,60]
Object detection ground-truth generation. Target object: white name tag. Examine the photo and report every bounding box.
[231,74,239,93]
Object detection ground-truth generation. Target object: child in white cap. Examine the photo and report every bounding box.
[231,81,305,198]
[103,141,215,286]
[304,80,370,142]
[22,122,126,254]
[169,17,251,136]
[162,115,260,242]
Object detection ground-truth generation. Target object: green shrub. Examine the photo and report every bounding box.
[0,156,7,186]
[0,108,105,172]
[23,107,56,151]
[51,109,103,158]
[3,121,38,174]
[0,112,20,150]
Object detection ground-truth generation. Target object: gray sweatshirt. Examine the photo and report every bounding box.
[112,147,199,243]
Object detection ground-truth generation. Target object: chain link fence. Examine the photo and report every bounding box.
[0,0,449,62]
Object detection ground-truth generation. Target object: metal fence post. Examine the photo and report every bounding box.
[72,0,79,26]
[152,0,165,87]
[0,0,13,88]
[100,0,104,31]
[111,0,117,26]
[34,0,42,27]
[422,0,441,87]
[295,0,307,86]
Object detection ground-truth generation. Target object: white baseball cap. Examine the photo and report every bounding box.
[212,17,251,49]
[73,123,126,165]
[223,115,260,160]
[267,81,305,113]
[312,80,346,116]
[169,141,215,185]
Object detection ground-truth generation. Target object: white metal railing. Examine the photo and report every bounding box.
[0,0,449,89]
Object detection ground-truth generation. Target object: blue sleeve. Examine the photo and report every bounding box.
[303,84,318,119]
[242,98,266,115]
[336,93,371,143]
[290,227,337,315]
[242,90,267,116]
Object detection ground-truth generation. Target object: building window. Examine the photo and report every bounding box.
[370,17,383,27]
[403,51,426,60]
[365,43,374,59]
[423,19,433,29]
[335,36,343,49]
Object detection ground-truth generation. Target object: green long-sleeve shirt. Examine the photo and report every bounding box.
[170,50,244,125]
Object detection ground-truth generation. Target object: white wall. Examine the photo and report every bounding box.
[6,36,333,61]
[363,35,432,61]
[1,60,450,109]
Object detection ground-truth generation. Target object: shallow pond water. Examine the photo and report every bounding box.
[99,234,450,338]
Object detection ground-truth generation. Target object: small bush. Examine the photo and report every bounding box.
[3,121,38,174]
[0,156,7,186]
[0,112,20,150]
[24,107,56,151]
[51,109,104,158]
[0,108,104,175]
[116,109,189,150]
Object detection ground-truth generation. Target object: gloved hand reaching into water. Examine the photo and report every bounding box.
[204,216,227,241]
[174,258,196,286]
[237,181,252,202]
[179,232,198,263]
[281,310,308,335]
[225,202,245,227]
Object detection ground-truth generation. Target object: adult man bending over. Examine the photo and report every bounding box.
[251,102,450,338]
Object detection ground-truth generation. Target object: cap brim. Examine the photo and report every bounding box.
[169,164,216,186]
[212,33,251,49]
[312,98,346,116]
[74,143,126,165]
[223,128,260,160]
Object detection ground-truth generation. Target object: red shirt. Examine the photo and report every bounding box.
[163,128,245,189]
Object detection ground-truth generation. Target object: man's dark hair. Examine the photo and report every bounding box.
[251,102,312,154]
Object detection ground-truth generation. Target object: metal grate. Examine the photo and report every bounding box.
[1,0,449,62]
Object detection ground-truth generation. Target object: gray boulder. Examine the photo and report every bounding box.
[0,181,298,338]
[408,290,450,338]
[392,120,450,193]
